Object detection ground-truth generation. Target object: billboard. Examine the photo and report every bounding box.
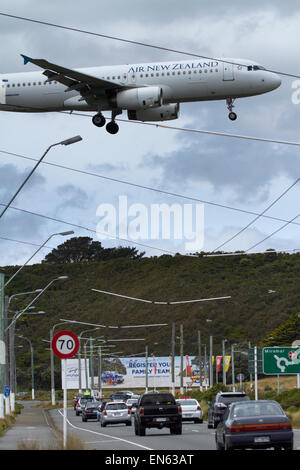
[61,356,209,389]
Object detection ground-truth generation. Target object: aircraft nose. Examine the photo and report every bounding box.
[267,73,281,91]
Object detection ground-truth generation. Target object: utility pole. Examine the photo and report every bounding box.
[171,322,175,395]
[180,325,183,394]
[198,331,202,391]
[231,344,236,392]
[209,336,213,388]
[98,346,102,398]
[90,337,94,393]
[145,345,148,392]
[222,339,227,386]
[0,272,5,419]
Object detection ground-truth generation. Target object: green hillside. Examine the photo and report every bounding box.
[2,250,300,389]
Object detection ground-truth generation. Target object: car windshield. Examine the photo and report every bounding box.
[86,403,99,409]
[232,402,284,418]
[177,399,198,406]
[141,394,175,406]
[219,395,249,404]
[106,403,127,410]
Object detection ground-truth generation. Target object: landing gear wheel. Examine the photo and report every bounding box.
[228,112,237,121]
[92,113,106,127]
[106,121,119,134]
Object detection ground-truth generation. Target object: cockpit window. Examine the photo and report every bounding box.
[248,65,266,71]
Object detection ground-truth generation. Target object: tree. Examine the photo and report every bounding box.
[42,236,144,264]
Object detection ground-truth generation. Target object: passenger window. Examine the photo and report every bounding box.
[248,66,253,71]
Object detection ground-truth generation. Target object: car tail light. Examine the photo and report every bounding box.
[128,408,131,415]
[178,406,182,414]
[139,407,144,416]
[103,410,107,416]
[197,405,201,411]
[230,422,292,433]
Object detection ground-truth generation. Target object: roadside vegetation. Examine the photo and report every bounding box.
[0,403,23,437]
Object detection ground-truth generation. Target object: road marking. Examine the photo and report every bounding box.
[57,409,153,450]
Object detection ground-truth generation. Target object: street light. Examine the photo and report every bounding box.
[4,289,42,396]
[0,136,82,220]
[3,231,74,290]
[7,276,68,331]
[9,309,44,411]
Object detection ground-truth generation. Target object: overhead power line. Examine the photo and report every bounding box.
[0,12,299,79]
[91,288,231,304]
[2,147,300,229]
[212,177,300,252]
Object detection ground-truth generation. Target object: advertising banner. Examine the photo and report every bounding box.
[62,356,210,389]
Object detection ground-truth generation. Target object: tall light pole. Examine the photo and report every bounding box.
[10,309,44,411]
[0,136,82,221]
[6,276,68,331]
[4,288,42,413]
[222,339,228,386]
[0,271,4,419]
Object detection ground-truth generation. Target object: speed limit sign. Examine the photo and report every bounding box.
[51,330,79,359]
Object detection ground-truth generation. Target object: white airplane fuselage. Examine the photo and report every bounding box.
[0,57,281,132]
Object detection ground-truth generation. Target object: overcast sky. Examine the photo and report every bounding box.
[1,0,300,267]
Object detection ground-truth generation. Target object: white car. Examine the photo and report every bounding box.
[176,398,203,423]
[126,398,138,415]
[100,401,132,427]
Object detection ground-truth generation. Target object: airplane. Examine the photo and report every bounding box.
[0,54,281,134]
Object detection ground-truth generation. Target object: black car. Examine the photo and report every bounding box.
[82,402,101,422]
[215,400,293,451]
[110,391,131,401]
[207,392,250,429]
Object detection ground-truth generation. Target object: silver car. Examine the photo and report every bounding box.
[100,401,132,427]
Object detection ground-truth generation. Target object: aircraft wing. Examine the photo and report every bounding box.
[21,54,122,93]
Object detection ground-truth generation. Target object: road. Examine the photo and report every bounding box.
[50,408,215,451]
[49,407,300,452]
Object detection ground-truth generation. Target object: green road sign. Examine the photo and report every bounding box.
[263,347,300,375]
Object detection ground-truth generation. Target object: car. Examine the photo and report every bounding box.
[215,400,293,451]
[207,392,250,429]
[100,401,132,427]
[82,402,101,422]
[134,392,182,436]
[75,396,97,416]
[73,393,83,410]
[110,391,132,402]
[97,401,107,421]
[176,397,203,423]
[126,398,138,415]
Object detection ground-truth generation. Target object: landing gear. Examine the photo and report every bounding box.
[226,98,237,121]
[106,120,119,134]
[92,109,121,134]
[92,113,106,127]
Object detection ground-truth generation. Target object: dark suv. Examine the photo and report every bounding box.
[134,392,182,436]
[207,392,250,429]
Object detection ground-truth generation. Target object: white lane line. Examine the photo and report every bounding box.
[57,409,153,450]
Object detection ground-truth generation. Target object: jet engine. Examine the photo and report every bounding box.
[127,103,179,122]
[115,86,163,110]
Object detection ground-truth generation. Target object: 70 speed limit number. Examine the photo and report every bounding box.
[51,330,79,359]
